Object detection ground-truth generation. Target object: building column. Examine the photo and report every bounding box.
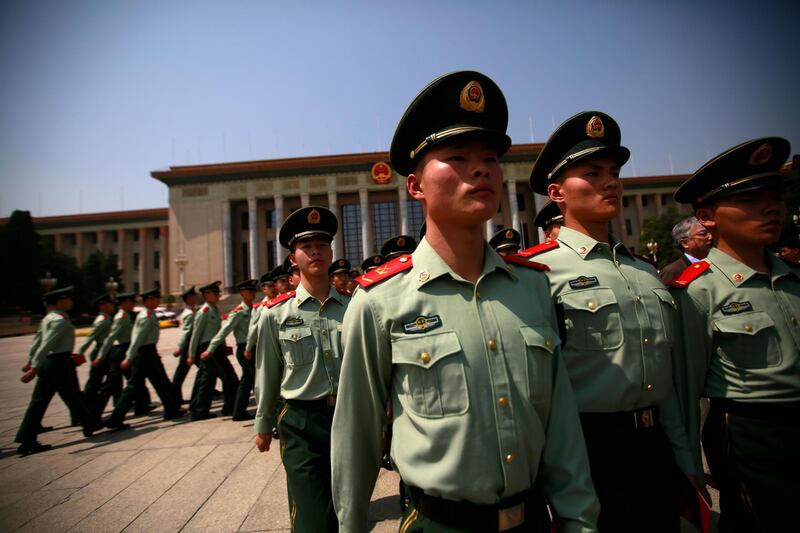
[300,192,310,207]
[328,190,342,260]
[397,185,409,235]
[222,200,234,291]
[654,192,663,216]
[634,194,644,245]
[159,226,168,293]
[139,228,152,291]
[116,229,126,281]
[248,197,259,279]
[96,230,106,255]
[359,188,372,258]
[274,194,285,265]
[75,233,85,266]
[54,233,64,253]
[507,179,520,233]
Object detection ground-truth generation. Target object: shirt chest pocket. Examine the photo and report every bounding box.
[713,311,781,368]
[278,326,315,367]
[651,287,677,344]
[391,330,468,418]
[559,287,623,351]
[520,326,557,408]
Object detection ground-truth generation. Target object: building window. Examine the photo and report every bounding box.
[87,233,97,244]
[372,202,397,251]
[265,210,277,229]
[342,204,363,265]
[153,251,160,269]
[266,240,276,271]
[516,193,526,212]
[241,212,249,231]
[625,219,633,236]
[133,252,140,271]
[642,195,649,207]
[407,201,424,240]
[622,197,629,208]
[111,231,118,243]
[133,281,140,293]
[133,230,139,242]
[153,228,160,240]
[661,194,668,206]
[154,280,161,290]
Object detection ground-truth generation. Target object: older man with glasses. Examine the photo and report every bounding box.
[659,216,713,284]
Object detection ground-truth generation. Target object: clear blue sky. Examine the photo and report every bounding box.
[1,0,798,217]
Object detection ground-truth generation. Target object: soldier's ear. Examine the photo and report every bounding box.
[407,173,424,202]
[547,182,565,205]
[695,206,716,230]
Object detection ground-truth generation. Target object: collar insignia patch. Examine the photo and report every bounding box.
[720,301,753,315]
[284,317,305,327]
[568,276,599,289]
[403,315,442,334]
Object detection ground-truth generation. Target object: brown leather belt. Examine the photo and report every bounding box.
[580,406,659,430]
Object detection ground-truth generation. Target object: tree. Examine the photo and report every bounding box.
[83,251,123,299]
[639,206,687,269]
[0,210,43,311]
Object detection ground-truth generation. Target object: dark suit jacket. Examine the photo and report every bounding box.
[659,254,691,284]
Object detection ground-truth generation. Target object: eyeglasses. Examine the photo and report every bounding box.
[690,230,711,240]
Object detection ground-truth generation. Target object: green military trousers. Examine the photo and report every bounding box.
[172,349,192,403]
[190,341,223,419]
[278,399,337,533]
[107,345,180,425]
[212,346,239,416]
[233,343,254,419]
[95,344,151,417]
[703,401,798,532]
[15,353,95,444]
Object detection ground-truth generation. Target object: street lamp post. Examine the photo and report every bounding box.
[646,239,660,264]
[175,253,188,292]
[39,272,57,293]
[105,276,118,298]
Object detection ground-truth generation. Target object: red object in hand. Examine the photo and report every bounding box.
[71,353,87,366]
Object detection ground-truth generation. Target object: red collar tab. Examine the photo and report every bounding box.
[266,290,296,309]
[502,254,550,271]
[355,255,413,288]
[669,261,710,289]
[518,240,559,258]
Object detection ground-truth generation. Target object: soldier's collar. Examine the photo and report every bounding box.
[557,226,632,260]
[412,238,515,289]
[707,247,761,286]
[294,283,345,306]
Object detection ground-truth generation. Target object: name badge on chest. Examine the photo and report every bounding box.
[403,315,442,334]
[568,276,599,289]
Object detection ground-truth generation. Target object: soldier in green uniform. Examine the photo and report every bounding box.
[94,292,151,417]
[331,71,598,533]
[16,286,97,455]
[489,227,522,255]
[187,281,236,420]
[360,254,385,273]
[328,259,352,294]
[271,264,291,294]
[206,279,257,421]
[533,200,563,243]
[285,255,301,290]
[78,293,115,409]
[671,137,798,532]
[254,206,349,533]
[172,286,199,404]
[380,235,417,259]
[21,300,56,434]
[526,111,694,532]
[104,288,184,429]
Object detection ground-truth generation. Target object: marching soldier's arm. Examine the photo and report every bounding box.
[245,307,260,354]
[176,312,195,353]
[331,291,391,533]
[31,318,71,370]
[187,310,206,357]
[125,315,147,362]
[27,327,42,363]
[253,308,285,435]
[78,317,110,355]
[207,311,239,354]
[97,316,123,361]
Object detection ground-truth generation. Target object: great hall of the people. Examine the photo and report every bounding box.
[21,143,692,295]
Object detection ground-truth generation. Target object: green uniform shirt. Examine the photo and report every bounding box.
[331,239,599,533]
[126,308,160,361]
[30,310,75,369]
[176,307,195,353]
[532,226,693,474]
[208,301,252,353]
[27,323,43,363]
[245,298,268,353]
[676,247,800,401]
[254,284,349,435]
[78,312,112,359]
[188,302,221,356]
[98,309,134,360]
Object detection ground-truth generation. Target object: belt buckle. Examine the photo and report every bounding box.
[634,408,655,428]
[326,395,337,407]
[498,502,524,531]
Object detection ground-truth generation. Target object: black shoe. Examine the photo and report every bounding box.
[134,404,156,416]
[220,410,233,417]
[232,413,255,421]
[180,399,190,405]
[104,420,131,431]
[37,425,55,433]
[17,441,52,456]
[381,452,394,471]
[272,427,280,440]
[191,412,217,422]
[212,389,223,398]
[164,410,186,420]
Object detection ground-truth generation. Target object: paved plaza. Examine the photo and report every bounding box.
[0,328,402,532]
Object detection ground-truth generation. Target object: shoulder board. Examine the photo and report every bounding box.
[252,302,263,309]
[202,306,209,313]
[337,288,352,297]
[146,310,152,318]
[356,255,413,288]
[121,312,128,319]
[502,254,550,271]
[518,240,559,258]
[102,315,109,320]
[632,252,658,268]
[221,313,229,320]
[669,261,710,289]
[266,290,296,309]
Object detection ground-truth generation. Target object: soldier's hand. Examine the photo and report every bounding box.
[20,368,36,383]
[120,359,131,370]
[21,362,31,372]
[186,357,194,366]
[244,350,252,360]
[172,349,181,357]
[92,358,103,368]
[200,351,211,361]
[255,432,272,452]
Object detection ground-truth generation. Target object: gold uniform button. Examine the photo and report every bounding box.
[322,330,328,336]
[476,290,481,299]
[636,296,642,302]
[587,301,597,310]
[324,350,332,358]
[505,454,514,464]
[545,339,553,349]
[646,384,654,391]
[792,317,798,325]
[420,352,431,364]
[643,338,650,345]
[498,397,509,407]
[744,324,753,332]
[291,335,298,341]
[399,256,409,263]
[487,339,497,350]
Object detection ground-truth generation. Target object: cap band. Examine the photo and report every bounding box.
[696,172,782,204]
[547,146,606,180]
[410,126,486,161]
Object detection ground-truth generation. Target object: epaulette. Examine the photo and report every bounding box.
[517,240,559,258]
[253,302,263,309]
[202,306,209,313]
[121,312,128,319]
[355,255,413,288]
[669,261,710,289]
[232,305,242,312]
[502,254,550,271]
[221,313,228,320]
[337,288,352,297]
[145,310,152,317]
[266,290,296,309]
[632,252,658,268]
